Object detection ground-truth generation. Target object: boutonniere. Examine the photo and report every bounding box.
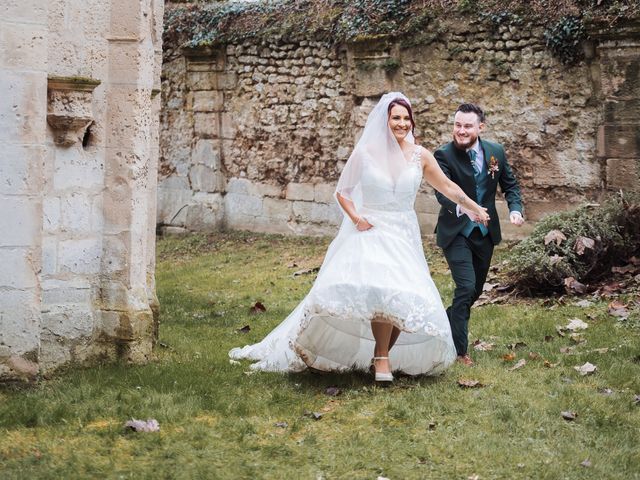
[488,155,499,179]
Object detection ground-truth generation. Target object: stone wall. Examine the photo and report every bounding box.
[160,12,639,238]
[0,0,163,381]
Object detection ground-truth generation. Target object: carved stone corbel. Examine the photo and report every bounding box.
[47,76,101,147]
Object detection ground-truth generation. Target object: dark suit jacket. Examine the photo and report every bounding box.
[434,138,522,249]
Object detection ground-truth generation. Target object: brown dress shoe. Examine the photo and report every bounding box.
[456,354,474,366]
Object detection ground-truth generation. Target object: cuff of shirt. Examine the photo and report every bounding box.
[456,205,462,217]
[510,211,523,218]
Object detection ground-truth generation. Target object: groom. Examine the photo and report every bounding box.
[434,103,524,366]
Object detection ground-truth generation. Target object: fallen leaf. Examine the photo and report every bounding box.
[229,359,240,365]
[608,300,630,319]
[574,236,595,255]
[237,325,251,333]
[275,421,289,428]
[580,459,592,468]
[574,299,593,308]
[560,346,575,354]
[293,267,320,277]
[502,352,516,362]
[556,326,566,337]
[549,254,564,265]
[564,276,587,294]
[287,262,298,268]
[324,386,342,396]
[303,411,323,420]
[544,360,558,368]
[509,359,527,371]
[544,335,554,342]
[611,264,637,274]
[569,333,586,344]
[634,395,640,406]
[249,301,266,314]
[124,419,160,432]
[482,282,498,292]
[544,229,567,246]
[468,475,480,480]
[561,411,577,421]
[564,318,589,331]
[428,421,437,430]
[598,388,613,395]
[458,379,485,388]
[473,340,495,351]
[574,362,597,376]
[507,342,527,350]
[528,352,540,360]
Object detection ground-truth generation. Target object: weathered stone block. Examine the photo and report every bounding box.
[187,71,217,90]
[41,236,57,276]
[189,165,223,193]
[191,139,221,170]
[263,197,292,220]
[42,304,95,340]
[0,145,45,195]
[224,192,263,218]
[61,192,92,233]
[58,238,102,275]
[597,124,640,158]
[53,146,104,190]
[157,186,192,225]
[185,203,224,231]
[193,91,224,112]
[194,112,219,138]
[220,112,237,139]
[606,157,639,191]
[0,196,40,246]
[314,183,336,203]
[0,248,38,289]
[286,182,315,201]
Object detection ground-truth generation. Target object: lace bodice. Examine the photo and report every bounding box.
[360,147,422,212]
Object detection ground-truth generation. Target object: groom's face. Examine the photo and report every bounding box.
[453,111,484,150]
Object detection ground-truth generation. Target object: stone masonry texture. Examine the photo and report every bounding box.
[0,0,164,381]
[159,6,640,239]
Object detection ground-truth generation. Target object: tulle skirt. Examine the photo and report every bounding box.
[229,207,457,376]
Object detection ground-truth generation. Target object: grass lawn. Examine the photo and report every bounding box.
[1,231,639,479]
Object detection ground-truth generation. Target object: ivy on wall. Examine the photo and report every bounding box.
[164,0,639,65]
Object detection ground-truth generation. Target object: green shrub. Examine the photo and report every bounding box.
[507,192,640,295]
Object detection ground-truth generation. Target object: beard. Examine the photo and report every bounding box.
[453,133,478,150]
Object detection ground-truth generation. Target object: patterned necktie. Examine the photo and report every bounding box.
[469,149,479,174]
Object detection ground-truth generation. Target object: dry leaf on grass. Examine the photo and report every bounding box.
[544,360,558,368]
[574,362,597,376]
[458,379,485,388]
[561,411,577,421]
[502,352,516,362]
[564,276,587,294]
[293,267,320,277]
[544,229,567,246]
[237,325,251,333]
[324,386,342,396]
[274,421,288,428]
[564,318,589,331]
[574,236,595,255]
[509,359,527,371]
[574,299,593,308]
[608,300,630,319]
[249,301,266,314]
[473,340,495,351]
[124,419,160,432]
[581,459,592,468]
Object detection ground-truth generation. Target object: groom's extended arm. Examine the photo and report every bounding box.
[433,149,458,214]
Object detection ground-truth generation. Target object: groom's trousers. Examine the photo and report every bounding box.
[443,228,494,356]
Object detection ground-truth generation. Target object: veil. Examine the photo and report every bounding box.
[334,92,416,208]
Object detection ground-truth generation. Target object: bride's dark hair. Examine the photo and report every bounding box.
[387,98,415,134]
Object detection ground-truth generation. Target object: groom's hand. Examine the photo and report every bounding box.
[510,211,524,226]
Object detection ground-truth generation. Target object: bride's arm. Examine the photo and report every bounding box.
[336,193,373,231]
[420,147,490,224]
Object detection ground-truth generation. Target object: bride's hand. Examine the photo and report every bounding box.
[355,217,373,231]
[474,207,490,226]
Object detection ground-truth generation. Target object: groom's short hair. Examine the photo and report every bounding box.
[455,103,485,123]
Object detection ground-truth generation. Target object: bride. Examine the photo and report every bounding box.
[230,92,489,382]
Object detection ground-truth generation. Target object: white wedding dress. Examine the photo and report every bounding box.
[229,147,457,376]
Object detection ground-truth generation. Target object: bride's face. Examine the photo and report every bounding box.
[388,105,411,142]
